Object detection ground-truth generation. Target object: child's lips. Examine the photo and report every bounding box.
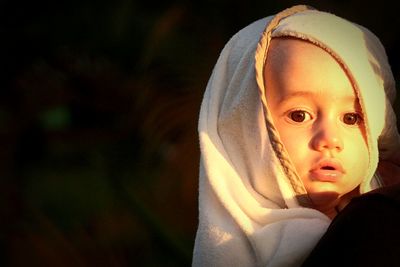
[310,159,345,182]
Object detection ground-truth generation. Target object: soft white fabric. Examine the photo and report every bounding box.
[193,5,400,267]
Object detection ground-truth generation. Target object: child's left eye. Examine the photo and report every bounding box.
[343,113,362,125]
[288,110,312,123]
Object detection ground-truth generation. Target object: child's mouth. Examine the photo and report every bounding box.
[310,159,345,182]
[321,166,335,170]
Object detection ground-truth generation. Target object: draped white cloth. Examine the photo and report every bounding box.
[193,5,400,267]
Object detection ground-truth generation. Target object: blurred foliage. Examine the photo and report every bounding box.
[0,0,399,266]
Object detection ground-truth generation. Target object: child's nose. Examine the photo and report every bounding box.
[311,121,343,152]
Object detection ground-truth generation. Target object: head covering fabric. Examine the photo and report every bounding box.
[193,5,399,267]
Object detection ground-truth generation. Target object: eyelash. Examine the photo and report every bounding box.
[286,110,363,125]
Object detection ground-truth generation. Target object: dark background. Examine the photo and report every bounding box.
[1,0,399,266]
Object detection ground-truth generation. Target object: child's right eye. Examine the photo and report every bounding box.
[288,110,311,123]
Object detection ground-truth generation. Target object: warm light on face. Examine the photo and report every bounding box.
[264,38,369,217]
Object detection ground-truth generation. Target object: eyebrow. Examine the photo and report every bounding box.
[279,90,358,104]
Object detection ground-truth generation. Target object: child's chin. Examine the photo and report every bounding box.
[307,181,339,194]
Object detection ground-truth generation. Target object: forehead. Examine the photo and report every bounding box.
[264,37,356,102]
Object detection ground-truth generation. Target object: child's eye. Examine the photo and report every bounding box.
[288,110,312,123]
[343,113,362,125]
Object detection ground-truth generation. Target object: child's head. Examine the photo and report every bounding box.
[264,37,369,216]
[252,6,400,214]
[197,4,399,218]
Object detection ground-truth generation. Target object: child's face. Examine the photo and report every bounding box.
[264,38,368,213]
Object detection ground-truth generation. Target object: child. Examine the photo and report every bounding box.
[193,5,400,267]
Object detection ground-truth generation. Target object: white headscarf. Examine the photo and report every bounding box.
[193,5,399,267]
